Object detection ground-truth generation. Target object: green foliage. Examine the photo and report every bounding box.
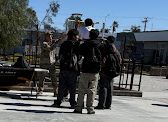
[112,21,119,33]
[131,25,141,32]
[0,0,37,51]
[50,0,60,17]
[42,0,60,26]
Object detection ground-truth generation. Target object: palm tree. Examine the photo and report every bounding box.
[112,21,119,33]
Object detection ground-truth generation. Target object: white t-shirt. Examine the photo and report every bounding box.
[78,26,94,40]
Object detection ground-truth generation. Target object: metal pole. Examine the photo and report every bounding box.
[138,59,143,91]
[35,24,39,67]
[130,60,135,90]
[119,34,127,89]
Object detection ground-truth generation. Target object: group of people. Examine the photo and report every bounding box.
[38,18,121,114]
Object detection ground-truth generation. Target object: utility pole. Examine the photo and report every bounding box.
[142,17,148,32]
[102,23,105,39]
[102,14,109,39]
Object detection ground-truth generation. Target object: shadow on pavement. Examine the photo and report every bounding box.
[0,92,52,101]
[152,103,168,107]
[5,108,73,114]
[0,102,73,109]
[0,102,49,107]
[0,92,22,99]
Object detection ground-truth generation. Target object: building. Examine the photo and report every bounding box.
[65,13,84,31]
[116,30,168,65]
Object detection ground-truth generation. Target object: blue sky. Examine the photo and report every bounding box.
[29,0,168,32]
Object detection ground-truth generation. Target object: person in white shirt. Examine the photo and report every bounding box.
[78,18,95,40]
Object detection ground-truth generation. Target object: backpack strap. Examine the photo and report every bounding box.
[92,47,96,58]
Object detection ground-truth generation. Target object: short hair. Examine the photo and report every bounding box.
[89,29,99,39]
[67,29,79,40]
[106,36,115,43]
[85,18,93,26]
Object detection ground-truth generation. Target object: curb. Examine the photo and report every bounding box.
[0,85,142,97]
[113,90,142,97]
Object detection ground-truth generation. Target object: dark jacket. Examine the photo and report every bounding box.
[13,56,30,68]
[59,40,80,72]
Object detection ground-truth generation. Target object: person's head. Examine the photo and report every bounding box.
[45,31,53,43]
[89,29,99,40]
[106,36,115,43]
[67,29,79,40]
[84,18,93,27]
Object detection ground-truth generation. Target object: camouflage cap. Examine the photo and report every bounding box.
[45,30,53,35]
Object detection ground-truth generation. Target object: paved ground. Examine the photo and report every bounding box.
[0,75,168,122]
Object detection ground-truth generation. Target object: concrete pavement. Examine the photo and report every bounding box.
[0,75,168,122]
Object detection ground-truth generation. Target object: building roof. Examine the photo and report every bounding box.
[134,31,168,42]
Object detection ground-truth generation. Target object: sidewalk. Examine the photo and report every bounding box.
[0,75,168,122]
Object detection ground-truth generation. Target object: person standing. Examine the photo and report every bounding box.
[74,29,101,114]
[95,36,121,109]
[38,31,57,96]
[52,29,80,108]
[78,18,94,40]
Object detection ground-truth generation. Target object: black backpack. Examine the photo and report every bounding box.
[101,42,121,78]
[86,47,101,72]
[81,41,101,73]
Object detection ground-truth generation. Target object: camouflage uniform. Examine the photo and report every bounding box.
[38,41,58,96]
